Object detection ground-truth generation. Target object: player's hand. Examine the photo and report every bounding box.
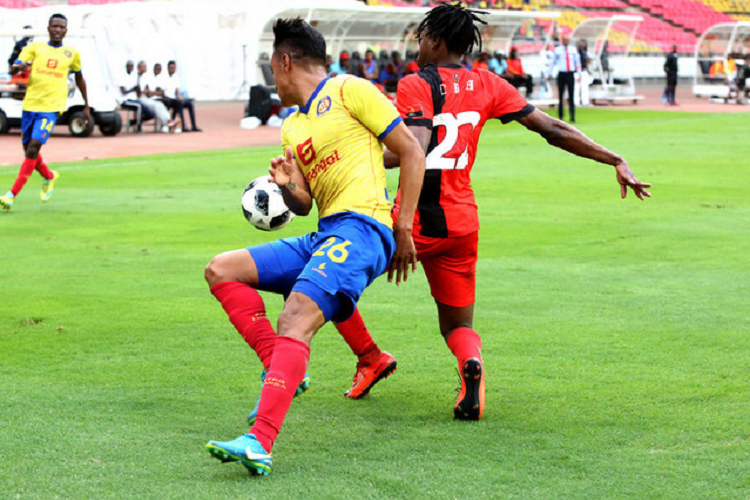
[11,62,29,74]
[269,146,296,187]
[82,106,91,128]
[387,224,418,286]
[615,160,651,200]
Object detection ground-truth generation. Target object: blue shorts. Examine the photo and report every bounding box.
[248,212,396,323]
[21,111,59,145]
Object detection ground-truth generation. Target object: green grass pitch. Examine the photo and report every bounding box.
[1,109,749,499]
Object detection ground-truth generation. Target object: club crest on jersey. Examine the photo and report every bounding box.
[317,96,332,116]
[406,104,424,119]
[296,137,317,166]
[64,50,72,58]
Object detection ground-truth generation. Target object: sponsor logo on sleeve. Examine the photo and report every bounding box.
[406,104,424,118]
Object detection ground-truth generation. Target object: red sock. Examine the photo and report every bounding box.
[250,335,310,452]
[10,158,37,196]
[335,308,381,365]
[210,281,276,371]
[445,327,483,367]
[35,154,53,180]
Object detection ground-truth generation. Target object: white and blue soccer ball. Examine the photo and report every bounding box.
[241,176,295,231]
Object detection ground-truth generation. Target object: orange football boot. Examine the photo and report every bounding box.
[454,357,485,420]
[344,351,397,399]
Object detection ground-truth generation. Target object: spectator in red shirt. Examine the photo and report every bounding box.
[502,46,533,97]
[473,51,490,70]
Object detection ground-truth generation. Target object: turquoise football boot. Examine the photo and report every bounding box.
[206,433,272,476]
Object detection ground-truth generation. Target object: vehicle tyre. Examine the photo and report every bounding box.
[98,112,122,136]
[0,109,8,134]
[69,110,95,137]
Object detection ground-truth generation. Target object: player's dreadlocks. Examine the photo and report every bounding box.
[417,2,488,56]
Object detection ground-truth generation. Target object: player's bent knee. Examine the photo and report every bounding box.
[204,253,233,287]
[277,293,325,346]
[25,145,41,159]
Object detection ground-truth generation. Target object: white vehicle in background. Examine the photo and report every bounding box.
[0,28,122,137]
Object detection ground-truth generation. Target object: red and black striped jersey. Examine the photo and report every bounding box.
[394,64,534,238]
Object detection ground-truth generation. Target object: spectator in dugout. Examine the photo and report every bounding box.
[7,26,33,72]
[117,59,155,133]
[358,49,379,83]
[740,54,750,101]
[473,51,490,70]
[147,62,182,131]
[165,60,201,132]
[325,54,333,75]
[136,60,177,133]
[503,46,533,98]
[379,51,404,92]
[488,50,508,75]
[328,50,351,77]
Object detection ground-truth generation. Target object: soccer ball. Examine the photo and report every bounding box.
[241,176,295,231]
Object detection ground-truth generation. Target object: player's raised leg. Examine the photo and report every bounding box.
[205,249,278,371]
[37,155,59,202]
[3,152,38,211]
[205,247,311,424]
[4,114,59,210]
[208,291,322,475]
[336,309,397,399]
[420,231,484,420]
[438,302,484,421]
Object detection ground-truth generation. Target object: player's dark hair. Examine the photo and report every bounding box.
[417,2,487,56]
[49,13,67,24]
[273,17,326,67]
[167,60,176,66]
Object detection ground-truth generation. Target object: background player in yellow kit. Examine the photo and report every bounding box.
[0,13,89,212]
[204,18,425,475]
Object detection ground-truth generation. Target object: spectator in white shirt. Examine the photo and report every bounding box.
[118,60,154,133]
[548,36,581,123]
[165,60,201,132]
[136,60,176,133]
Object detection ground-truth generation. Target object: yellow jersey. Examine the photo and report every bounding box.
[17,41,82,113]
[281,75,401,228]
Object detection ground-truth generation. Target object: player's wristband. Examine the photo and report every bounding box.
[14,59,23,65]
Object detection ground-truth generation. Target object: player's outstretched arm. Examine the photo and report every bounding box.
[381,122,425,285]
[518,109,652,200]
[75,72,90,126]
[269,145,314,216]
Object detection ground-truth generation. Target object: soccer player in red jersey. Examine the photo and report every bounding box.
[342,3,651,419]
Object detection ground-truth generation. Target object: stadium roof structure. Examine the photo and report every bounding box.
[693,21,750,99]
[570,15,645,104]
[257,5,561,61]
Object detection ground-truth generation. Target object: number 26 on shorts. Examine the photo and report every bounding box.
[313,237,352,263]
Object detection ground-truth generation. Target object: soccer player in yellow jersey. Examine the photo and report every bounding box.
[0,14,89,212]
[204,18,425,475]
